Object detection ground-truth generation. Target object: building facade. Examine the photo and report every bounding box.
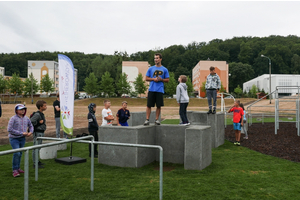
[122,61,150,97]
[243,74,300,98]
[28,61,78,94]
[192,60,229,97]
[0,67,4,76]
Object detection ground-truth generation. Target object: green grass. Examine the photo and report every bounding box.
[1,121,300,199]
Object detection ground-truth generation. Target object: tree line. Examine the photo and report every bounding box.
[1,35,300,96]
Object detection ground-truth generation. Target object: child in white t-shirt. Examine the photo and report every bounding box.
[101,99,114,126]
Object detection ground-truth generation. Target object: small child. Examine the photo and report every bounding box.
[7,104,33,177]
[228,100,244,146]
[205,66,221,114]
[101,99,114,126]
[116,101,131,126]
[176,75,190,125]
[240,103,248,139]
[30,100,47,168]
[87,103,99,157]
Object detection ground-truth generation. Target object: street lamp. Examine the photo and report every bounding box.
[261,55,272,104]
[28,66,33,104]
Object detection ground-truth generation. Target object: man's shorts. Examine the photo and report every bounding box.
[147,91,164,108]
[233,123,241,131]
[119,122,129,126]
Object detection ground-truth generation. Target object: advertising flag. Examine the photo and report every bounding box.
[58,54,75,135]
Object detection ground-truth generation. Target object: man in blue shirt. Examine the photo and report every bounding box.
[144,53,169,125]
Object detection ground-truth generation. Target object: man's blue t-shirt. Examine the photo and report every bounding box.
[146,65,170,93]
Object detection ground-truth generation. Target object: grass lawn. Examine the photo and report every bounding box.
[1,119,300,199]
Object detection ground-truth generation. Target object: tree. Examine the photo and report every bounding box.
[133,73,148,97]
[249,84,258,98]
[220,82,226,93]
[99,71,115,97]
[200,81,206,93]
[8,73,24,94]
[40,74,55,94]
[23,73,39,97]
[234,85,243,98]
[0,74,7,93]
[186,76,194,96]
[229,62,254,92]
[165,72,177,96]
[83,72,99,96]
[116,72,131,96]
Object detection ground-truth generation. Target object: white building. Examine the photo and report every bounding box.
[243,74,300,98]
[28,61,78,94]
[0,67,4,76]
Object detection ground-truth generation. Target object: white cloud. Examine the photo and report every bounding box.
[0,1,299,55]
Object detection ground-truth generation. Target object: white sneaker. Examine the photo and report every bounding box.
[155,120,161,125]
[144,120,150,126]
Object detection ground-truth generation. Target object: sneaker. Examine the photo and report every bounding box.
[144,119,150,126]
[17,169,25,173]
[155,120,161,125]
[236,142,241,146]
[212,110,216,114]
[234,142,237,145]
[179,123,186,126]
[187,122,190,125]
[207,110,212,114]
[13,170,20,177]
[243,136,248,139]
[33,164,44,169]
[38,161,45,166]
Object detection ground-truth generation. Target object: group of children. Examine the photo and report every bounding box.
[6,66,247,178]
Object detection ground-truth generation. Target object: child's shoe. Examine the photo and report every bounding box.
[243,136,248,139]
[234,141,237,145]
[236,142,241,146]
[207,110,212,114]
[13,170,20,177]
[18,169,25,173]
[212,109,216,114]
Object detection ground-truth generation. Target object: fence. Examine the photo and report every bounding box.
[0,136,164,200]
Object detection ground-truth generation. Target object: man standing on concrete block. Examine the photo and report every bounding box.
[144,53,169,125]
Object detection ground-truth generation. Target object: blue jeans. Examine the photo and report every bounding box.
[206,89,217,110]
[179,103,189,124]
[55,117,67,138]
[119,122,129,126]
[9,137,26,170]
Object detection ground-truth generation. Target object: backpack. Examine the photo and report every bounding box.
[30,111,44,128]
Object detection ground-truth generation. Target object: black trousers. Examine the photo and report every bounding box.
[179,103,189,124]
[89,131,99,155]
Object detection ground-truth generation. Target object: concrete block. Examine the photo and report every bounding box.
[207,112,225,148]
[40,141,57,159]
[127,111,161,126]
[57,143,67,151]
[155,125,187,164]
[98,125,156,168]
[184,126,212,170]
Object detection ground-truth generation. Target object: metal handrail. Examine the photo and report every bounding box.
[0,136,164,200]
[0,136,94,200]
[38,137,164,200]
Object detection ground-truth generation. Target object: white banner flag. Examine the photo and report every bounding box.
[58,54,75,135]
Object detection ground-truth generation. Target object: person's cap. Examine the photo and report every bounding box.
[122,101,128,104]
[17,105,27,110]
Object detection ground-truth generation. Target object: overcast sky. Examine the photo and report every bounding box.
[0,1,299,55]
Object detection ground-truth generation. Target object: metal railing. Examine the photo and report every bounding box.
[218,93,235,128]
[0,136,164,200]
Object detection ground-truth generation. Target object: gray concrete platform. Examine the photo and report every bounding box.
[98,111,225,170]
[127,111,161,126]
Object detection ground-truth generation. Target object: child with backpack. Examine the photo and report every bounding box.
[240,103,248,139]
[87,103,99,158]
[7,104,33,177]
[30,100,47,168]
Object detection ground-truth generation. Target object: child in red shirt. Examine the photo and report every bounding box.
[228,100,244,146]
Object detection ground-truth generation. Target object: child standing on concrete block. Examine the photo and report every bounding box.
[205,66,221,114]
[116,101,130,126]
[228,100,244,146]
[7,104,33,177]
[88,103,99,157]
[102,99,114,126]
[176,75,190,126]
